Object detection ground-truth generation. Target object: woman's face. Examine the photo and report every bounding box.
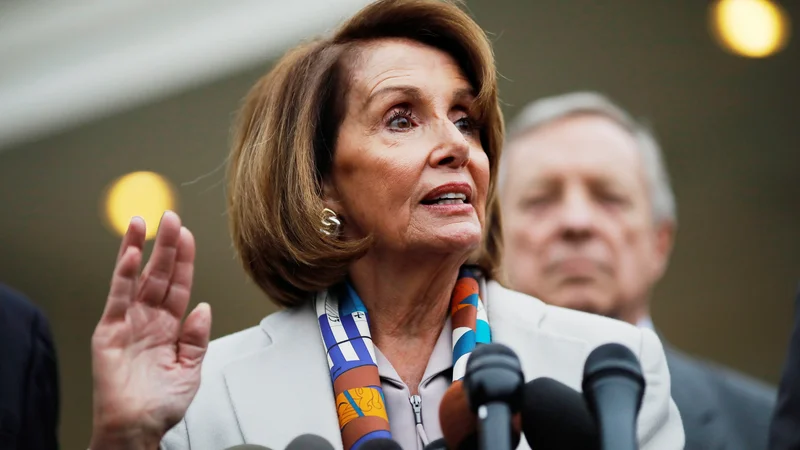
[326,38,490,259]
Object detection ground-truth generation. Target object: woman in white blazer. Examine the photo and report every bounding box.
[89,1,684,449]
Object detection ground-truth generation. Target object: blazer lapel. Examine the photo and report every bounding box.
[222,301,343,449]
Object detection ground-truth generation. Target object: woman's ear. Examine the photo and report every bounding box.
[321,176,343,215]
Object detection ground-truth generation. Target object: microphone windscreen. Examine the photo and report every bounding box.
[423,438,447,450]
[583,343,643,381]
[357,438,403,450]
[284,434,335,450]
[520,377,599,450]
[224,445,272,450]
[439,380,521,450]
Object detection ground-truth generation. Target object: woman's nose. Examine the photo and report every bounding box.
[429,120,470,169]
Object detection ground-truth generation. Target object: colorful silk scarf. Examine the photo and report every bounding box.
[315,267,491,450]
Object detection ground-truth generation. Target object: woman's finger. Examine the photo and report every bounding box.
[136,211,182,306]
[177,302,212,367]
[101,246,143,323]
[163,226,196,319]
[116,217,146,263]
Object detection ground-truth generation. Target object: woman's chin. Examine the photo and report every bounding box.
[418,222,483,255]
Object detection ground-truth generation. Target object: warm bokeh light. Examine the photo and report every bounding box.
[711,0,791,58]
[104,171,177,240]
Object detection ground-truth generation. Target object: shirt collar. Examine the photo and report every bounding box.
[374,317,453,387]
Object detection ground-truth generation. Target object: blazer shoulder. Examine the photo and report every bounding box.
[488,281,644,350]
[487,281,683,449]
[167,309,288,449]
[200,306,297,376]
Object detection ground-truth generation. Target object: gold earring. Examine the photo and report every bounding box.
[320,208,341,236]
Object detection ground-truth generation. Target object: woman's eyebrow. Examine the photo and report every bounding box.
[364,85,423,109]
[452,87,476,104]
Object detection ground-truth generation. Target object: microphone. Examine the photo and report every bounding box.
[462,343,524,450]
[422,438,447,450]
[439,380,522,450]
[224,445,272,450]
[284,434,335,450]
[520,377,599,450]
[582,343,645,450]
[357,438,402,450]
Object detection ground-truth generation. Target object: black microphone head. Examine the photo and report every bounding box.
[284,434,335,450]
[224,446,272,450]
[583,343,644,383]
[582,342,645,418]
[423,438,448,450]
[520,377,599,450]
[463,343,524,412]
[357,438,402,450]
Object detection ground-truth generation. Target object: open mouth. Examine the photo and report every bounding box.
[421,182,473,206]
[421,192,469,205]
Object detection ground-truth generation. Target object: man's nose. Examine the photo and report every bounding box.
[559,189,595,240]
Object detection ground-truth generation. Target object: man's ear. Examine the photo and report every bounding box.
[651,220,676,281]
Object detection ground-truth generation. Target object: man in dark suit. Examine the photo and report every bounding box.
[499,92,776,449]
[0,283,60,450]
[769,285,800,449]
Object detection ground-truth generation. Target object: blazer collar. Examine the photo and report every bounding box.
[220,280,593,449]
[222,300,344,449]
[484,280,590,391]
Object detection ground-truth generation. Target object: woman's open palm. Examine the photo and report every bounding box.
[91,211,211,446]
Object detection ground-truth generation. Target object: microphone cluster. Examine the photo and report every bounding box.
[225,434,404,450]
[226,342,645,450]
[436,342,645,450]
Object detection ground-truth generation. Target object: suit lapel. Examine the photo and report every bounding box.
[663,346,725,450]
[222,301,343,449]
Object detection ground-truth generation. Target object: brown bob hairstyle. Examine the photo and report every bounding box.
[228,0,505,307]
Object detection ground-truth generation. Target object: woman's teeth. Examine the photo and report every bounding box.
[422,192,469,205]
[435,198,465,205]
[432,192,467,204]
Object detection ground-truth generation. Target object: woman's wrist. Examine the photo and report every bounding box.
[89,426,161,450]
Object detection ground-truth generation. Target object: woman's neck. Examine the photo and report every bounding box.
[348,251,465,392]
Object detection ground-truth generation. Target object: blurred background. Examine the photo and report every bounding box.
[1,0,798,447]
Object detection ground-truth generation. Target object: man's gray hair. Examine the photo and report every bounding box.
[500,91,677,225]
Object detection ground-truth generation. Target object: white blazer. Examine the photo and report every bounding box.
[161,281,684,449]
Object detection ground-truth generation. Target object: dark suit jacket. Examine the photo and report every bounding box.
[768,286,800,450]
[0,284,60,450]
[666,345,776,450]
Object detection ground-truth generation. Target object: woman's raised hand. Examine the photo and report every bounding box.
[90,211,211,449]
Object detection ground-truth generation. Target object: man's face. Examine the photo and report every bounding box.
[500,114,672,323]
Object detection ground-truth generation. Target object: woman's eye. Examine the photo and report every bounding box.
[389,116,413,130]
[455,117,476,134]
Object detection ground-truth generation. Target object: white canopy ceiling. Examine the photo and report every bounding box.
[0,0,373,151]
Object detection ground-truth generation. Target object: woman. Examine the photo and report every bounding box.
[89,1,684,449]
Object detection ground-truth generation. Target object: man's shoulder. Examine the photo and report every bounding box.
[0,284,51,349]
[667,346,776,410]
[0,284,39,322]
